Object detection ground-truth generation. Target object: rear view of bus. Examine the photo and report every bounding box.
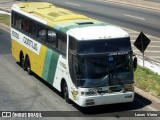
[68,24,137,107]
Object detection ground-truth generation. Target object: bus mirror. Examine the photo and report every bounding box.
[133,56,137,71]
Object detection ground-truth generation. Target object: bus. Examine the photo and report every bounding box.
[11,2,137,107]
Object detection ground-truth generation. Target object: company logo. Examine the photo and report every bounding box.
[2,112,11,117]
[23,37,38,51]
[1,112,42,118]
[11,29,41,55]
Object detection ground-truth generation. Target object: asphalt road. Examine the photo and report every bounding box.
[34,0,160,38]
[1,0,160,60]
[29,0,160,61]
[0,28,160,119]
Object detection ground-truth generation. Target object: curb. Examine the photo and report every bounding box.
[0,23,10,32]
[135,87,160,104]
[0,8,11,13]
[106,0,160,11]
[134,52,160,64]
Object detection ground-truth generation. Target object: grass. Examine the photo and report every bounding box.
[0,14,10,26]
[134,66,160,97]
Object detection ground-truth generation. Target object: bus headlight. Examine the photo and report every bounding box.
[124,84,134,92]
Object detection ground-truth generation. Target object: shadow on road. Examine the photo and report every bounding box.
[36,73,151,113]
[73,93,152,115]
[16,63,152,116]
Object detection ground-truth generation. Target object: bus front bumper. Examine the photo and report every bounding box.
[77,92,134,107]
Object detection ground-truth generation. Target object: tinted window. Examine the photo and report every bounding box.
[47,29,56,47]
[58,34,67,54]
[69,36,77,53]
[12,11,66,55]
[21,18,30,32]
[78,38,131,54]
[15,14,21,29]
[37,25,47,42]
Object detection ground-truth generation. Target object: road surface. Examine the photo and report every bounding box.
[1,0,160,61]
[0,28,160,119]
[30,0,160,61]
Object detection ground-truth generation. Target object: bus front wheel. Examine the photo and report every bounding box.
[63,82,71,103]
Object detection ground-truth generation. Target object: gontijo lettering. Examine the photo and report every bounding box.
[23,37,38,51]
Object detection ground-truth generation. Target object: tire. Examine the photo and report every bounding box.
[26,57,32,75]
[20,55,26,70]
[63,82,71,103]
[23,58,27,71]
[20,55,24,67]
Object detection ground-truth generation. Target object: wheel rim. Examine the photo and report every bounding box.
[27,61,30,71]
[64,84,68,99]
[26,58,32,74]
[27,67,31,73]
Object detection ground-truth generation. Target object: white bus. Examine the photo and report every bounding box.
[11,2,137,107]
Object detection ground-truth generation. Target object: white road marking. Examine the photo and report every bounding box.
[122,28,139,33]
[129,35,138,37]
[97,0,160,13]
[131,40,160,43]
[124,14,146,20]
[131,45,160,48]
[134,50,160,53]
[146,105,158,111]
[151,56,160,58]
[65,2,81,6]
[147,35,160,40]
[129,35,160,40]
[96,0,104,1]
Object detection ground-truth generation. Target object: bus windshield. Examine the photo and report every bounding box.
[69,37,133,87]
[78,37,131,54]
[77,55,109,87]
[76,53,133,87]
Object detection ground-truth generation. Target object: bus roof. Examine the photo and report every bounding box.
[68,26,129,41]
[12,2,129,40]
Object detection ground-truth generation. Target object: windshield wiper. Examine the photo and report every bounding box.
[113,62,126,71]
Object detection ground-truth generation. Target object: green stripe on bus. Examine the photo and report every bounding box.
[42,49,52,81]
[54,20,90,29]
[42,49,59,85]
[54,23,111,34]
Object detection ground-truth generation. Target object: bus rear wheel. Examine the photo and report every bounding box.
[20,54,26,70]
[63,82,71,103]
[26,57,32,75]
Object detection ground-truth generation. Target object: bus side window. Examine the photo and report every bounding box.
[31,22,37,37]
[11,11,15,26]
[47,29,56,47]
[15,14,22,29]
[69,36,77,53]
[57,34,67,54]
[37,25,47,42]
[23,19,29,32]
